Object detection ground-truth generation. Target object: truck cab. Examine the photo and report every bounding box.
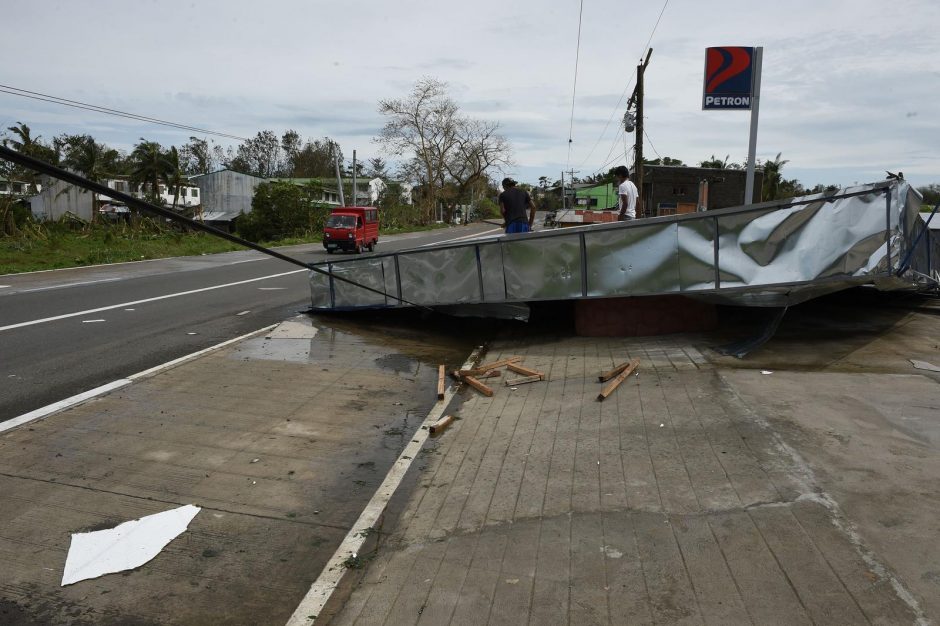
[323,206,379,254]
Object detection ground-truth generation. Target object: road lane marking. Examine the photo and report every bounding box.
[0,380,132,434]
[81,319,106,323]
[17,277,124,294]
[0,324,279,435]
[419,227,502,247]
[0,269,305,334]
[285,346,483,626]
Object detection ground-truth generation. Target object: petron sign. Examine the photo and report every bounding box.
[702,46,756,110]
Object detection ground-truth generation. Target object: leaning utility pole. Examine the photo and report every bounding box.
[627,48,652,217]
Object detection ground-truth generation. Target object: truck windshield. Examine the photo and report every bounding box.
[326,215,356,228]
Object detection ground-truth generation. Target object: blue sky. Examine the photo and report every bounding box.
[1,0,938,190]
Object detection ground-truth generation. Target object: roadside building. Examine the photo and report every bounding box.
[573,165,764,218]
[0,177,37,197]
[189,169,267,225]
[29,176,200,222]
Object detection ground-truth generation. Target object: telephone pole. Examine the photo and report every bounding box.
[628,48,652,217]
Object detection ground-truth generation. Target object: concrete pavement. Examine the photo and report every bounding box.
[320,298,940,625]
[2,293,939,625]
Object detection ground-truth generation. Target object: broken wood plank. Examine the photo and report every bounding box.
[506,363,544,379]
[598,361,631,382]
[505,374,542,387]
[597,358,640,401]
[452,369,501,380]
[464,356,523,375]
[429,414,455,435]
[437,365,446,400]
[462,375,494,397]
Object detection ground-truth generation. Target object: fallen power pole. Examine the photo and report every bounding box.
[0,145,431,310]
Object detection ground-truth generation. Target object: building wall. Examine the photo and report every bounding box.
[643,166,763,214]
[29,177,94,221]
[191,170,267,215]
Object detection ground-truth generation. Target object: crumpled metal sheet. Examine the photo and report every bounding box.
[309,181,937,310]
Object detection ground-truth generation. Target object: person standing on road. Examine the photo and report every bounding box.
[614,165,638,221]
[498,177,536,234]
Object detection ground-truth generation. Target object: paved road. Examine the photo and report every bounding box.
[0,224,501,422]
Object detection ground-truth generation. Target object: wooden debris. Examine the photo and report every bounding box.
[452,369,501,380]
[598,361,632,382]
[464,356,523,376]
[437,365,446,400]
[429,414,455,435]
[506,363,544,379]
[505,374,542,387]
[597,358,640,401]
[461,374,494,397]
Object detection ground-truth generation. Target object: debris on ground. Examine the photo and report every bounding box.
[597,358,641,401]
[429,414,455,436]
[910,359,940,372]
[61,504,201,586]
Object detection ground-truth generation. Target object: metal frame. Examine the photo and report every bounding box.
[310,181,935,311]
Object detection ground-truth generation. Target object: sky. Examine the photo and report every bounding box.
[1,0,938,190]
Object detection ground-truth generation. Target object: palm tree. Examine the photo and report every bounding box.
[130,139,170,203]
[63,135,119,223]
[163,146,186,210]
[5,122,50,192]
[761,152,790,201]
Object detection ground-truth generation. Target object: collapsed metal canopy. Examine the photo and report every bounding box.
[308,181,938,311]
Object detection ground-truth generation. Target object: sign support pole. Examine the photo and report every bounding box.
[744,46,763,205]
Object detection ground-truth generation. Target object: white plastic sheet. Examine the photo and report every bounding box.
[61,504,200,586]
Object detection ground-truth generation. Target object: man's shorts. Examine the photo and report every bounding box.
[506,221,531,234]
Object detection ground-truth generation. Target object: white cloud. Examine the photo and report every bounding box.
[1,0,938,187]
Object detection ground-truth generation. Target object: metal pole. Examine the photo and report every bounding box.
[636,57,645,217]
[333,148,345,207]
[744,46,763,205]
[352,149,357,206]
[560,170,565,212]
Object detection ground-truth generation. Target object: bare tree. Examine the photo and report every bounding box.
[377,78,460,219]
[444,118,512,200]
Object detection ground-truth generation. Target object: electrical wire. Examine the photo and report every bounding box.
[565,0,585,173]
[644,129,662,160]
[0,84,250,142]
[575,0,670,170]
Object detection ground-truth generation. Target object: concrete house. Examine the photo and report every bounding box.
[189,169,268,224]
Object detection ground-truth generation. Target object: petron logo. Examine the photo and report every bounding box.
[703,47,754,110]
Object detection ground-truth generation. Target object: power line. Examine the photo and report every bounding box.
[644,129,662,160]
[0,84,250,142]
[575,0,670,170]
[565,0,586,172]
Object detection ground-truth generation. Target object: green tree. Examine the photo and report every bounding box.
[237,181,327,242]
[917,184,940,207]
[164,146,186,209]
[62,134,119,222]
[761,152,790,201]
[130,139,170,203]
[3,122,58,192]
[366,157,388,179]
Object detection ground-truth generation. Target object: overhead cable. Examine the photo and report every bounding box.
[0,84,250,142]
[575,0,670,170]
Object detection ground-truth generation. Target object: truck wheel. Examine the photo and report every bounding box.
[368,241,375,252]
[326,248,334,254]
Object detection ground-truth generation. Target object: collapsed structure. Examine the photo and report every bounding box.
[309,180,938,311]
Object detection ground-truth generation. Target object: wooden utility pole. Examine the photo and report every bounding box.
[628,49,652,217]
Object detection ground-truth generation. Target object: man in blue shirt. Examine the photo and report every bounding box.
[498,177,536,234]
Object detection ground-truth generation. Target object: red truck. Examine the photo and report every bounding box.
[322,206,379,254]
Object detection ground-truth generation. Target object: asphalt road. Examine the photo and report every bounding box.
[0,223,501,422]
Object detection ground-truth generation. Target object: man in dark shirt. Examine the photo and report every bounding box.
[498,177,536,234]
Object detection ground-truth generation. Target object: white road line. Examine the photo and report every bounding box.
[0,269,305,334]
[285,347,483,626]
[18,277,124,294]
[0,380,132,435]
[0,324,278,435]
[419,227,502,247]
[81,319,106,323]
